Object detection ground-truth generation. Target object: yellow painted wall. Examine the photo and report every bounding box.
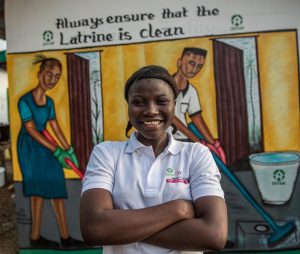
[257,31,300,151]
[8,30,300,181]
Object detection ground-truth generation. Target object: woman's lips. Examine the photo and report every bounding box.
[140,120,162,128]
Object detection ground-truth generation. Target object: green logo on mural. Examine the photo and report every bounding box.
[272,169,285,185]
[43,30,54,42]
[42,30,55,46]
[231,14,243,27]
[273,169,285,182]
[230,14,244,31]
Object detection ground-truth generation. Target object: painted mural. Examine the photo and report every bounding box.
[5,0,300,253]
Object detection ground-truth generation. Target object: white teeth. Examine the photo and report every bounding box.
[143,121,160,125]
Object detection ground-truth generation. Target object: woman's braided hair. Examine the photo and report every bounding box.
[124,65,178,102]
[124,65,178,138]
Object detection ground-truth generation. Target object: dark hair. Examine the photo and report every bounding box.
[33,54,62,72]
[125,121,133,138]
[182,47,207,58]
[124,65,178,102]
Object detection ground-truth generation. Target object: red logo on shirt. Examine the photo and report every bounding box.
[166,178,189,184]
[165,168,189,184]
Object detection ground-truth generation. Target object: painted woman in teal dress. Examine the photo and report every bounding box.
[17,55,82,248]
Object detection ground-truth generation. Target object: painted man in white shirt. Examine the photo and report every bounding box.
[171,48,226,163]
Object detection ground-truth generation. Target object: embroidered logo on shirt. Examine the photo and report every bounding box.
[165,168,189,184]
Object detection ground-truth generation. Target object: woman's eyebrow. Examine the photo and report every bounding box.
[130,93,169,98]
[130,94,143,97]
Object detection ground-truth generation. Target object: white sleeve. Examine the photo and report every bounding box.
[187,85,202,116]
[189,143,224,201]
[82,142,115,194]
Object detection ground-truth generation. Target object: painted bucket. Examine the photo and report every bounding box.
[249,152,300,205]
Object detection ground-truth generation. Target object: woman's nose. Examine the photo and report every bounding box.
[144,103,158,115]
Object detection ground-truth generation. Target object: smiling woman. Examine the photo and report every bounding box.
[124,66,178,155]
[80,65,228,254]
[127,78,175,155]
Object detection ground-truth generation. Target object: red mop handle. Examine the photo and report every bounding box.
[42,129,83,179]
[65,158,84,179]
[42,129,58,146]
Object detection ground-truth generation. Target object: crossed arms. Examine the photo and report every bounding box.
[80,188,227,251]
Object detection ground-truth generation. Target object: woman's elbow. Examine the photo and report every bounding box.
[208,227,228,251]
[81,224,100,246]
[81,223,108,246]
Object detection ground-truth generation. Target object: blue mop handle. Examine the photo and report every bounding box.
[188,123,279,231]
[212,153,279,231]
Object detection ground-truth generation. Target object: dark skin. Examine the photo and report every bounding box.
[128,78,175,156]
[80,78,228,251]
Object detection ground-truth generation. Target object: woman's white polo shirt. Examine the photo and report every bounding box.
[82,131,224,253]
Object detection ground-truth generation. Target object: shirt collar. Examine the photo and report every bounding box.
[179,81,190,97]
[125,132,145,153]
[125,131,184,155]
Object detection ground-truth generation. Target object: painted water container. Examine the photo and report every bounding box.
[249,152,300,205]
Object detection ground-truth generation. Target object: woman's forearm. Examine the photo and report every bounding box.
[143,217,225,251]
[143,197,228,251]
